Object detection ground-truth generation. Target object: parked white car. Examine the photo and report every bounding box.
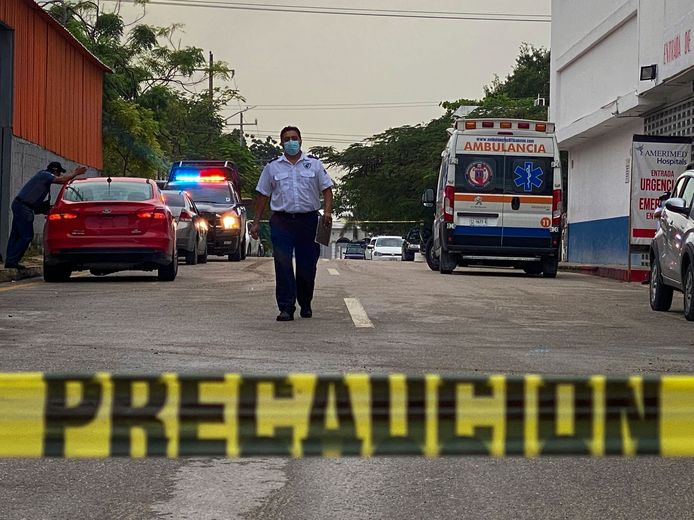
[371,236,404,261]
[364,237,378,260]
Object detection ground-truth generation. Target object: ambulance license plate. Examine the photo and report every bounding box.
[469,217,488,227]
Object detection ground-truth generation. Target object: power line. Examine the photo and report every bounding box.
[240,104,440,111]
[240,101,441,108]
[129,0,551,22]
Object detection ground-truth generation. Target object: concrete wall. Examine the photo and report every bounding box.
[3,136,99,255]
[565,119,643,264]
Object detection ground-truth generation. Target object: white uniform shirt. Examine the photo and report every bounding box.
[256,153,334,213]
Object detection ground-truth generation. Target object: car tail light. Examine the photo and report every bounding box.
[137,209,167,220]
[536,123,547,132]
[482,121,494,128]
[179,210,193,222]
[500,121,512,129]
[465,121,476,130]
[48,212,77,221]
[552,189,562,226]
[443,185,455,223]
[518,122,530,129]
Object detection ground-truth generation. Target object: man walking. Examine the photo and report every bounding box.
[250,126,334,321]
[5,161,86,269]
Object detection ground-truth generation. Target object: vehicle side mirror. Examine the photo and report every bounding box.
[422,188,435,208]
[664,197,689,215]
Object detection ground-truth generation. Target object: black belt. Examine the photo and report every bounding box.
[272,210,318,218]
[14,197,34,209]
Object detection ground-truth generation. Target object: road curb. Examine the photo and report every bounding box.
[559,263,649,283]
[0,265,42,283]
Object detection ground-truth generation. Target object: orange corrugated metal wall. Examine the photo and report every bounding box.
[0,0,104,169]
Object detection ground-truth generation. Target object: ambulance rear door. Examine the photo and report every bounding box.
[501,136,556,250]
[453,134,506,248]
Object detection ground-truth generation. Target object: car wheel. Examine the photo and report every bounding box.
[158,251,178,281]
[43,262,71,283]
[424,236,439,272]
[649,258,673,311]
[683,263,694,321]
[185,239,198,265]
[541,255,558,278]
[198,248,208,264]
[228,241,242,262]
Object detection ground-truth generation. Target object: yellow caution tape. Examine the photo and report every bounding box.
[0,373,692,458]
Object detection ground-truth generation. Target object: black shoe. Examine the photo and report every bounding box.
[300,308,312,318]
[276,311,294,322]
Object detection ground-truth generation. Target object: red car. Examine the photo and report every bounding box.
[42,177,178,282]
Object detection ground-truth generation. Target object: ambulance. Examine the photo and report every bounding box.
[422,119,562,276]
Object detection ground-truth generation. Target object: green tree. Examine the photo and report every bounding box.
[43,1,254,179]
[311,44,550,225]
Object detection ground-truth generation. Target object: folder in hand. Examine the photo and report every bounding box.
[315,216,332,246]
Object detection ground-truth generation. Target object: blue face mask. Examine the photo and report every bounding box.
[283,140,301,156]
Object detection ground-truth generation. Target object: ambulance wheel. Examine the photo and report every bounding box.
[439,246,456,275]
[542,256,558,278]
[424,237,439,271]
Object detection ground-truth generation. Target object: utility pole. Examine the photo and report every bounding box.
[208,51,214,99]
[225,107,257,146]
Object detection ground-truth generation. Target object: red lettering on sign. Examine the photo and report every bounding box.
[685,30,692,55]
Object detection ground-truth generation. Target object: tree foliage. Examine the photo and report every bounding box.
[311,44,550,227]
[42,0,260,191]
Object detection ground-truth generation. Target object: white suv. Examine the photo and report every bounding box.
[650,169,694,321]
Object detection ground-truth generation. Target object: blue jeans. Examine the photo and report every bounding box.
[5,199,35,266]
[270,212,320,313]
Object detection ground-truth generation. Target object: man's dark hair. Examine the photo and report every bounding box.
[686,161,694,170]
[280,126,301,141]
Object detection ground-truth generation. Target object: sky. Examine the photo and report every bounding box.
[116,0,551,151]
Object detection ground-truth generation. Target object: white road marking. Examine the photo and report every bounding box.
[344,298,374,328]
[328,268,340,276]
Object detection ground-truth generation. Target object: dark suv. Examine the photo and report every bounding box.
[401,225,431,261]
[166,180,247,261]
[649,169,694,320]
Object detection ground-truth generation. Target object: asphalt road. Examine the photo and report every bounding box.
[0,257,693,519]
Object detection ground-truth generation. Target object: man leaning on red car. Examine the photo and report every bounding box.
[4,162,86,269]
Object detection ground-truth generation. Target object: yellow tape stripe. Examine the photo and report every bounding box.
[0,374,692,458]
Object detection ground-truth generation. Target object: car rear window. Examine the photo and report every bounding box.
[376,238,403,247]
[63,182,153,202]
[346,244,363,253]
[162,192,186,207]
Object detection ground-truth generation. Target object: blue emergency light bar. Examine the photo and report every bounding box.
[171,168,227,183]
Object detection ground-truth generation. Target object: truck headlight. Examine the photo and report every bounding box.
[222,213,240,230]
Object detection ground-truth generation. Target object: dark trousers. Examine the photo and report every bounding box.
[270,211,320,313]
[5,199,34,266]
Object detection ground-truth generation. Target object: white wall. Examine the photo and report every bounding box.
[567,119,643,224]
[555,16,638,128]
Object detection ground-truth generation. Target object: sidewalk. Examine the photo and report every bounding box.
[0,256,43,283]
